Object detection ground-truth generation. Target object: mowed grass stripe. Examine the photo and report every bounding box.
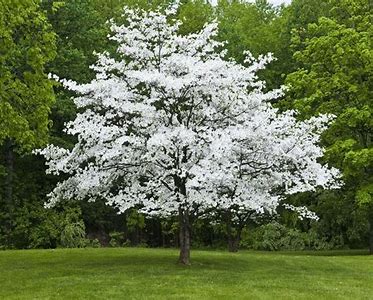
[0,248,371,299]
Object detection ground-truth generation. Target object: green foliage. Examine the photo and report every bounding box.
[191,219,226,249]
[17,207,60,249]
[217,0,277,60]
[160,218,179,245]
[0,0,56,150]
[241,222,332,251]
[117,0,173,11]
[124,209,146,246]
[216,0,296,89]
[0,203,61,249]
[86,238,102,248]
[0,0,57,251]
[286,0,373,218]
[44,0,111,83]
[109,231,126,247]
[126,209,145,232]
[0,201,90,250]
[60,208,86,248]
[0,151,62,249]
[177,0,213,35]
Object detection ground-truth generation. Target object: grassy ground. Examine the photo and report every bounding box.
[0,248,372,299]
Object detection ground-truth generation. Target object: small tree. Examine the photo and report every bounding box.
[39,6,339,264]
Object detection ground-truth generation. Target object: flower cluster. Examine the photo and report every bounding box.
[39,7,340,220]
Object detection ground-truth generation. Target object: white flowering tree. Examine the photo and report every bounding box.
[39,6,340,264]
[193,110,338,251]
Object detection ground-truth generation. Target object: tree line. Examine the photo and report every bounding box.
[0,0,372,254]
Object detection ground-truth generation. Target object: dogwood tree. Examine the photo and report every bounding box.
[38,6,340,264]
[193,110,337,251]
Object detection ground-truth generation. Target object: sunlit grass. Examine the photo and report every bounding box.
[0,248,371,299]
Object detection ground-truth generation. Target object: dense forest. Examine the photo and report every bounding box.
[0,0,372,254]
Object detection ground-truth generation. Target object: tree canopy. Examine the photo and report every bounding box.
[286,0,373,250]
[39,6,340,263]
[0,0,56,150]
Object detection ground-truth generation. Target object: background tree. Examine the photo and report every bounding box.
[273,0,331,90]
[177,0,213,35]
[216,0,286,89]
[0,0,56,245]
[285,0,373,252]
[42,0,135,244]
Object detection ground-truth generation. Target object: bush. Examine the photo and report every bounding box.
[241,222,332,251]
[0,204,62,249]
[303,229,333,250]
[109,231,125,247]
[85,238,101,248]
[60,208,86,248]
[0,202,90,250]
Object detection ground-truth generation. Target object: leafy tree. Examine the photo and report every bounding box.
[177,0,214,35]
[42,0,115,145]
[216,0,288,89]
[0,0,56,227]
[0,0,56,150]
[39,6,340,263]
[274,0,332,111]
[286,0,373,252]
[42,0,132,241]
[283,0,331,33]
[216,0,278,64]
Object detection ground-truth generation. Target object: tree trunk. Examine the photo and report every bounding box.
[226,211,242,252]
[228,235,240,252]
[178,208,191,265]
[4,139,14,208]
[369,213,373,255]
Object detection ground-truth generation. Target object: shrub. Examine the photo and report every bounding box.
[60,208,86,248]
[86,238,101,248]
[0,204,62,249]
[241,222,332,251]
[109,231,125,247]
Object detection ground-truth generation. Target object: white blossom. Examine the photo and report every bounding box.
[38,7,341,222]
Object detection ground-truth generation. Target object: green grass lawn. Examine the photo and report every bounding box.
[0,248,372,299]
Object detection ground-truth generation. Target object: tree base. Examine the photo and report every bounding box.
[228,237,240,253]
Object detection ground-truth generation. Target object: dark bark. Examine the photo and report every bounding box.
[226,211,242,252]
[227,226,242,253]
[4,139,14,208]
[369,213,373,255]
[228,235,241,252]
[178,207,191,265]
[173,171,192,265]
